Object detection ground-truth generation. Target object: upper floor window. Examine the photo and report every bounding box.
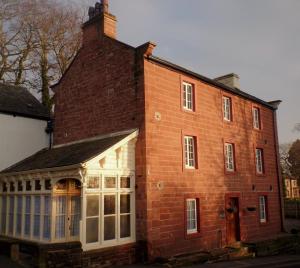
[184,136,196,168]
[255,148,264,174]
[183,82,194,111]
[186,199,198,234]
[259,196,267,223]
[223,96,232,121]
[252,107,261,129]
[225,143,235,172]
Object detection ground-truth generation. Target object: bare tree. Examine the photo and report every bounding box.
[279,143,292,177]
[0,0,82,110]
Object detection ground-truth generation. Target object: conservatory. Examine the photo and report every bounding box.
[0,129,138,252]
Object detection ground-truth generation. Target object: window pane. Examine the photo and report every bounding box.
[45,180,51,190]
[86,195,99,217]
[33,196,41,238]
[26,181,31,191]
[35,180,41,191]
[104,195,115,215]
[120,215,131,238]
[70,196,80,237]
[104,177,116,188]
[120,177,130,188]
[1,196,7,234]
[16,196,22,236]
[86,218,99,243]
[186,199,197,233]
[24,196,31,236]
[87,176,100,189]
[55,196,66,239]
[120,194,130,214]
[8,196,14,235]
[43,196,51,239]
[17,181,23,192]
[104,216,115,240]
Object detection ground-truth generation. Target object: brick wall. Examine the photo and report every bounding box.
[143,58,282,259]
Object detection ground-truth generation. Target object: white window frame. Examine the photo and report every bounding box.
[83,174,135,251]
[253,107,261,129]
[183,82,194,111]
[255,148,264,174]
[186,199,198,234]
[184,136,196,169]
[225,143,235,172]
[259,196,267,223]
[223,96,232,121]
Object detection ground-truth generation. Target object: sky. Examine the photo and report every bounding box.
[80,0,300,144]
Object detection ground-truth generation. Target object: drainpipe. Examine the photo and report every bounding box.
[45,119,54,149]
[269,100,284,232]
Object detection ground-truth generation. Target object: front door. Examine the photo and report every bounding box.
[225,197,240,244]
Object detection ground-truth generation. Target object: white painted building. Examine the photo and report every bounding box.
[0,84,50,171]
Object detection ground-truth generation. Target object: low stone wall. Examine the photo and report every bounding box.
[82,243,136,268]
[0,237,139,268]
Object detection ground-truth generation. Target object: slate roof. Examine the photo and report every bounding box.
[1,131,133,174]
[0,83,50,120]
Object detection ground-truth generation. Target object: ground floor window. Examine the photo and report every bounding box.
[259,196,267,223]
[1,196,7,234]
[0,179,81,242]
[186,198,199,234]
[43,196,51,240]
[85,175,135,248]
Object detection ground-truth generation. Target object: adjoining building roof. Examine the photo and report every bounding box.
[0,130,136,174]
[0,83,50,120]
[147,55,277,110]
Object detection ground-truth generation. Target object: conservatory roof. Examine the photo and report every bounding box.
[0,129,137,174]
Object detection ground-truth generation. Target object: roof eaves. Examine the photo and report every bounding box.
[0,163,83,177]
[0,110,50,121]
[147,55,275,110]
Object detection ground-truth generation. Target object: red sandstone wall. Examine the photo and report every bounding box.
[143,58,282,259]
[53,37,138,145]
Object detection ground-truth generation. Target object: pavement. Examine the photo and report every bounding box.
[120,255,300,268]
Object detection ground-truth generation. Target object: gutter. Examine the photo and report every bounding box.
[147,55,275,110]
[0,163,83,177]
[0,110,50,121]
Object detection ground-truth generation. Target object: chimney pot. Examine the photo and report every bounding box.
[95,2,101,15]
[101,0,109,13]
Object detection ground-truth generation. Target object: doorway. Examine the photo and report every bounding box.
[53,179,81,241]
[225,196,240,245]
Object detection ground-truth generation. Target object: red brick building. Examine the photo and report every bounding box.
[0,1,284,266]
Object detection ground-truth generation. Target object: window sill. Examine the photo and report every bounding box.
[223,119,233,124]
[185,232,201,240]
[256,173,266,177]
[253,127,262,132]
[225,170,237,175]
[182,108,197,115]
[259,221,269,226]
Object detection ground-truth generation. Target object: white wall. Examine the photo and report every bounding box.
[0,113,49,171]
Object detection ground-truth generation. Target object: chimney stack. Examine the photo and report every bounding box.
[214,73,241,90]
[83,0,117,45]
